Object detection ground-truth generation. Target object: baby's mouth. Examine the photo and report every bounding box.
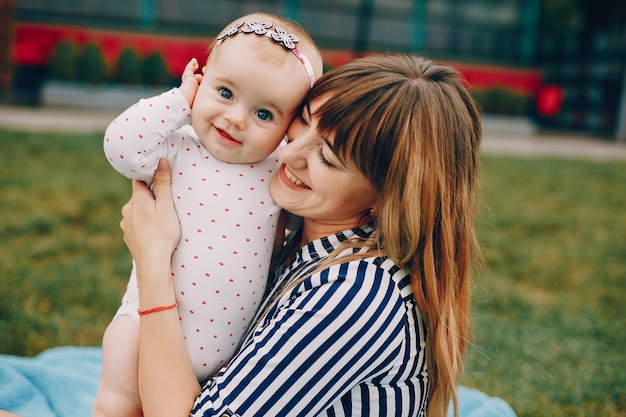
[214,126,242,144]
[284,166,310,189]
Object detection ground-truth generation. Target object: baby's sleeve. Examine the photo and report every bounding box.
[103,88,192,183]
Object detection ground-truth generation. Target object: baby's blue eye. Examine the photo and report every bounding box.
[256,109,272,121]
[219,88,233,100]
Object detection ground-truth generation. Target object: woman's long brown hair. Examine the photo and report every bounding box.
[301,53,482,417]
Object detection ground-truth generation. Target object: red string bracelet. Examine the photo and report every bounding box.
[138,303,178,316]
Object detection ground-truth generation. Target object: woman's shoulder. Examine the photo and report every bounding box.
[309,254,413,304]
[369,255,413,295]
[290,225,413,302]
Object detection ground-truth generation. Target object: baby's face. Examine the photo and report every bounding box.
[191,35,311,164]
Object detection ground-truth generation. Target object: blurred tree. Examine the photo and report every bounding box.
[50,41,78,80]
[116,48,143,84]
[0,0,15,96]
[142,51,170,86]
[76,43,107,84]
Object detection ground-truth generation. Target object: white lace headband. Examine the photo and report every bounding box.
[215,20,315,87]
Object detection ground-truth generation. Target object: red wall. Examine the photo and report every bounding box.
[14,22,211,76]
[13,22,543,95]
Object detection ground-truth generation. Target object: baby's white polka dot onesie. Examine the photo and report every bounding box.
[104,89,281,381]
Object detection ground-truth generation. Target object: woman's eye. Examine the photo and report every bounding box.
[318,148,334,168]
[298,111,308,125]
[219,88,233,100]
[256,109,273,121]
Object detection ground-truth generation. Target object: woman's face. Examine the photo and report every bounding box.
[270,95,378,232]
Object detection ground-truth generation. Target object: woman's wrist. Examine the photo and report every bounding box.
[138,302,178,316]
[137,258,177,311]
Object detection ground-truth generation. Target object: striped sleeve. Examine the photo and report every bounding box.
[191,257,420,416]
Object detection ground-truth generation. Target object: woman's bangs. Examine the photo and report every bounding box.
[314,92,368,165]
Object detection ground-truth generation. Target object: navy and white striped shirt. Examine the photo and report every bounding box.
[192,225,428,416]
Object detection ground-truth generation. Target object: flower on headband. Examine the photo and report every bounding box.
[214,20,301,52]
[242,20,272,35]
[271,27,299,50]
[211,19,314,86]
[217,21,244,41]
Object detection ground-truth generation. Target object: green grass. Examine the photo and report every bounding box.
[464,157,626,417]
[0,128,132,355]
[1,128,625,417]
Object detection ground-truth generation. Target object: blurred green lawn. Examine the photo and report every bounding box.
[1,128,624,417]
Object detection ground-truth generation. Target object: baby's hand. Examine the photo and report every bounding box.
[179,58,204,107]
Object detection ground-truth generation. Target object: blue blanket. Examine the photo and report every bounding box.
[0,347,516,417]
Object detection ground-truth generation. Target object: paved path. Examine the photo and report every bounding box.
[0,105,119,134]
[1,105,626,161]
[480,115,626,161]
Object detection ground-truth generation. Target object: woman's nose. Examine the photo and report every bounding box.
[279,137,307,169]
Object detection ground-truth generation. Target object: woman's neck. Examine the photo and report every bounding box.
[299,217,371,248]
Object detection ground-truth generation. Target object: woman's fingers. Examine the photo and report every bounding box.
[120,159,177,258]
[153,158,173,208]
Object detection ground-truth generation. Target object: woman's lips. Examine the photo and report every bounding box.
[281,165,310,189]
[214,126,242,145]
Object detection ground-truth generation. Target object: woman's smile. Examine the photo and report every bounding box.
[281,165,310,189]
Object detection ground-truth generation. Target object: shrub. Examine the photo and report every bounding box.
[116,48,143,85]
[49,41,78,80]
[472,87,532,116]
[76,43,107,84]
[142,51,171,86]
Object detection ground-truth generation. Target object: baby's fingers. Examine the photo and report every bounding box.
[181,58,199,80]
[180,58,202,106]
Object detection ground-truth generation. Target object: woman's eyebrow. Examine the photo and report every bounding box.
[323,138,344,162]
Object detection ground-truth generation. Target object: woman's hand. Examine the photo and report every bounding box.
[120,158,180,271]
[179,58,204,107]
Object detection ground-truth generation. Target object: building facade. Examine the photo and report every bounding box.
[10,0,626,138]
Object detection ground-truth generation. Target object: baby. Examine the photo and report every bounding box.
[94,12,322,417]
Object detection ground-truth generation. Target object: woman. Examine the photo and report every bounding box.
[121,53,482,417]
